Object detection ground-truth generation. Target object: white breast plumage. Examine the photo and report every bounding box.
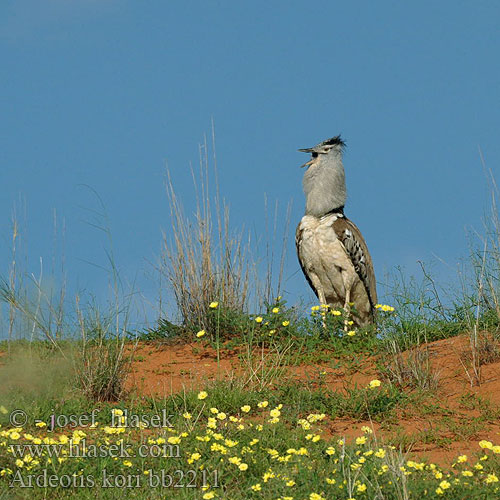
[296,212,377,326]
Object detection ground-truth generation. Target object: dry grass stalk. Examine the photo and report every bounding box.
[383,339,439,391]
[161,137,252,334]
[75,296,132,402]
[242,341,293,391]
[459,157,500,386]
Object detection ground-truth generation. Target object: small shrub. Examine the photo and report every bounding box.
[75,312,132,402]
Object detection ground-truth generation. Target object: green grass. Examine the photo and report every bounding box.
[1,385,499,500]
[1,291,500,499]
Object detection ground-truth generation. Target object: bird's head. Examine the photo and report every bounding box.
[298,135,345,168]
[300,135,347,216]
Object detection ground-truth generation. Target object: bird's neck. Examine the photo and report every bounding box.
[303,156,347,217]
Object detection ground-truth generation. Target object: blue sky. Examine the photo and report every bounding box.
[1,1,499,334]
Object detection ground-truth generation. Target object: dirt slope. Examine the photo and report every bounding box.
[126,335,500,465]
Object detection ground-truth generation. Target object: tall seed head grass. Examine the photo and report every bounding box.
[75,302,131,402]
[159,132,282,340]
[162,167,251,336]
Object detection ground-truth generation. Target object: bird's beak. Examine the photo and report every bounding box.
[298,147,314,167]
[299,159,314,168]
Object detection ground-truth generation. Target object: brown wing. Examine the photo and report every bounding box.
[332,216,378,313]
[295,222,319,299]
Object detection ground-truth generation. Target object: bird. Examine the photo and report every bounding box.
[295,135,377,326]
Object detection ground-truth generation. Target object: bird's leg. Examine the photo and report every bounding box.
[318,289,328,330]
[343,287,352,332]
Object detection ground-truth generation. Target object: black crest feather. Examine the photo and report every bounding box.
[322,135,346,148]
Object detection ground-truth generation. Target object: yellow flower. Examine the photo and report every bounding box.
[241,405,251,413]
[251,483,262,491]
[439,480,451,490]
[197,391,208,400]
[435,487,444,495]
[406,460,425,470]
[305,433,319,441]
[209,301,219,309]
[196,330,206,337]
[123,460,132,467]
[457,454,467,463]
[282,320,290,327]
[203,493,216,499]
[462,470,473,477]
[325,447,335,455]
[286,480,296,486]
[310,494,325,500]
[485,473,499,483]
[35,421,46,428]
[270,408,281,418]
[257,401,269,408]
[492,445,500,454]
[272,307,279,313]
[355,436,367,445]
[306,413,325,422]
[368,379,381,389]
[238,463,248,471]
[255,316,263,323]
[347,330,356,336]
[479,440,493,450]
[376,304,395,312]
[9,431,20,440]
[183,412,192,419]
[311,305,320,311]
[217,412,227,420]
[357,483,367,492]
[298,419,311,430]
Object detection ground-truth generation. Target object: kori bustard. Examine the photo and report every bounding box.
[295,135,377,326]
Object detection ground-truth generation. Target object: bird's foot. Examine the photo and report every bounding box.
[343,302,353,332]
